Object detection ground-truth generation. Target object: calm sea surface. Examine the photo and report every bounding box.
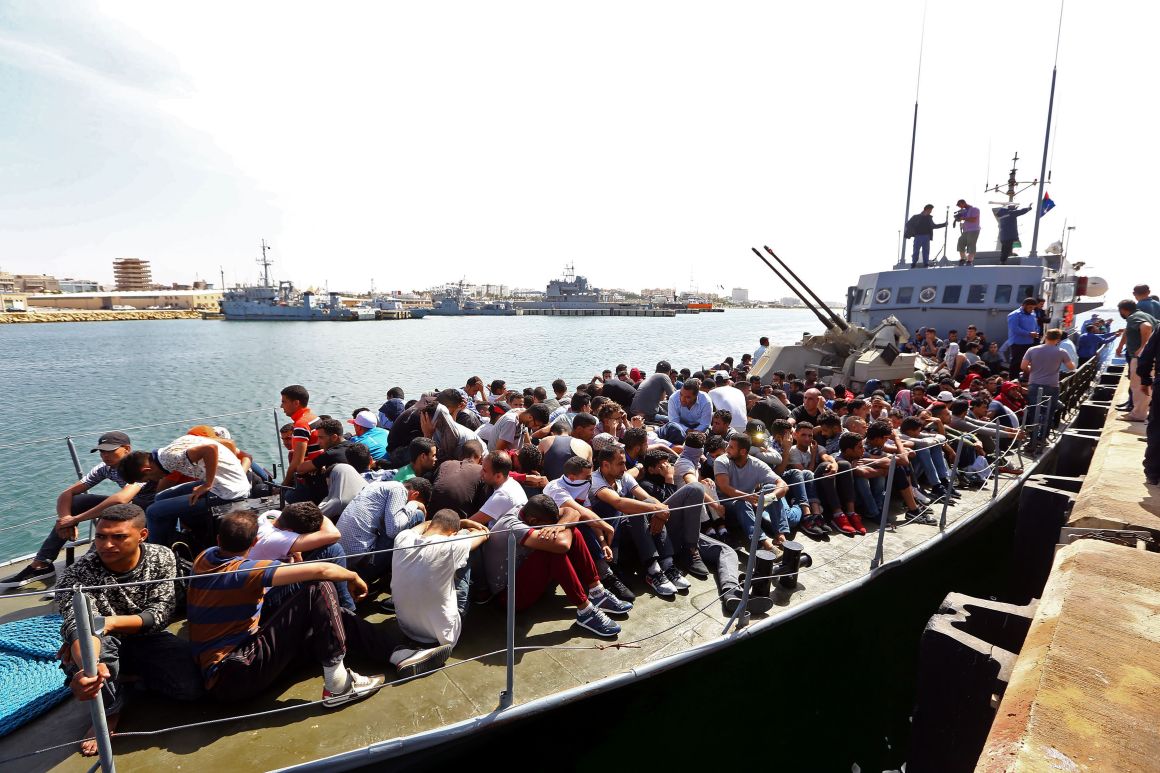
[0,308,824,558]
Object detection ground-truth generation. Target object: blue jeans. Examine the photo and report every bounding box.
[724,488,803,540]
[146,481,218,546]
[911,235,932,266]
[783,468,818,505]
[914,445,951,487]
[263,542,356,613]
[855,476,885,520]
[1025,383,1060,446]
[659,422,689,444]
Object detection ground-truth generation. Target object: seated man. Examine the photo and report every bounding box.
[629,360,676,423]
[467,451,528,527]
[541,456,629,600]
[371,437,437,483]
[482,494,629,637]
[673,431,728,538]
[57,504,202,756]
[538,424,594,480]
[812,431,870,535]
[188,511,450,706]
[663,378,714,443]
[897,416,959,501]
[119,434,253,547]
[714,435,798,553]
[2,431,157,590]
[249,501,355,611]
[348,410,389,462]
[861,421,931,525]
[428,439,488,517]
[590,445,687,597]
[297,417,353,500]
[339,478,432,582]
[391,509,489,650]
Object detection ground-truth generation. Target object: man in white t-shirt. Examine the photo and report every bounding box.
[391,509,489,648]
[709,373,748,431]
[248,501,356,611]
[467,452,528,526]
[489,406,524,452]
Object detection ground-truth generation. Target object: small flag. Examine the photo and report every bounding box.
[1041,192,1056,216]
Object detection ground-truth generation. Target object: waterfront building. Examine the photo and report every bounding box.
[58,277,101,293]
[113,257,153,290]
[28,288,223,311]
[731,287,749,303]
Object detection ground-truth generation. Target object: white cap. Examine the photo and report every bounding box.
[348,410,378,429]
[937,390,955,402]
[212,426,232,440]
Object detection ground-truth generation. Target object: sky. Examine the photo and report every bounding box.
[0,1,1154,302]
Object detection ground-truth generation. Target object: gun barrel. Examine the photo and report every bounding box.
[762,246,849,331]
[750,247,832,331]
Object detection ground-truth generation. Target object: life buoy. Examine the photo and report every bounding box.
[918,287,936,304]
[875,288,892,304]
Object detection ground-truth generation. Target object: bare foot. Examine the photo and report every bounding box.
[80,713,120,757]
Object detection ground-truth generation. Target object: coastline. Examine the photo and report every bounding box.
[0,309,202,324]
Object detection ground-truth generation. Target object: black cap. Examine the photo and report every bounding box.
[91,431,130,452]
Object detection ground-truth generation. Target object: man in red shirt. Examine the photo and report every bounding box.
[281,385,323,502]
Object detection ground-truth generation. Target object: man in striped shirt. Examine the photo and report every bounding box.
[188,510,451,706]
[281,384,323,502]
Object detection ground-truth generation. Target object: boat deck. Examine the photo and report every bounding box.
[0,466,1035,773]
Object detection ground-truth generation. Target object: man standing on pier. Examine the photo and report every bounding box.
[1006,298,1041,374]
[905,204,947,268]
[1118,299,1156,423]
[1134,326,1160,485]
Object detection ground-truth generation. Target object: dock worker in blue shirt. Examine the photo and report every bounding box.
[1006,297,1041,375]
[660,377,713,444]
[1077,320,1120,362]
[349,410,389,461]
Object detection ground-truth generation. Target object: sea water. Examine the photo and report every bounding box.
[0,308,823,557]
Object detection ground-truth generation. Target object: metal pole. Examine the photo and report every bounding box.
[499,529,517,709]
[1030,2,1065,258]
[871,456,897,570]
[65,437,86,565]
[942,205,950,262]
[722,488,766,635]
[940,435,965,531]
[273,409,286,475]
[900,100,919,266]
[72,586,116,772]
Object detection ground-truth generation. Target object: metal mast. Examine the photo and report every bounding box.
[1030,2,1066,258]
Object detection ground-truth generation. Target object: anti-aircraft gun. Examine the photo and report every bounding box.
[747,246,920,390]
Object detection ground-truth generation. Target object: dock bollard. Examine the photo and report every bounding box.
[499,529,517,709]
[871,456,897,570]
[773,541,812,590]
[750,549,777,599]
[72,586,116,772]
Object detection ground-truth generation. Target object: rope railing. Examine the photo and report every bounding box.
[0,354,1107,771]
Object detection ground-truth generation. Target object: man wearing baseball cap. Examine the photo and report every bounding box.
[349,409,389,462]
[1,431,157,591]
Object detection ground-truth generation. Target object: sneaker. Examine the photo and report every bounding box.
[678,548,711,580]
[645,571,678,598]
[322,670,386,707]
[664,565,691,590]
[798,516,826,539]
[601,572,635,603]
[575,606,621,638]
[0,563,55,590]
[913,489,932,506]
[394,644,454,679]
[831,513,856,536]
[591,586,633,616]
[722,590,776,617]
[848,512,867,535]
[907,509,937,526]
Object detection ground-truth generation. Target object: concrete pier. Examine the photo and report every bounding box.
[976,377,1160,772]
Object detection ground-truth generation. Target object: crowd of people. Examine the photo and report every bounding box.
[2,294,1144,757]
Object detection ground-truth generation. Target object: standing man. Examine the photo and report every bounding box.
[953,199,981,265]
[1118,299,1156,423]
[994,204,1033,263]
[905,204,947,268]
[1134,328,1159,486]
[1021,329,1076,453]
[1006,297,1041,374]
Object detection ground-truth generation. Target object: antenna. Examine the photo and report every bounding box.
[898,0,928,265]
[1030,0,1066,257]
[256,239,273,287]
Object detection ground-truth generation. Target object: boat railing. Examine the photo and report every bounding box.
[0,351,1110,770]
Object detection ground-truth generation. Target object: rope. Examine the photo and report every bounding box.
[0,615,70,738]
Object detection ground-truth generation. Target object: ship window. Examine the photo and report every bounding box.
[897,287,913,304]
[1018,284,1037,302]
[967,284,988,304]
[942,285,962,304]
[861,288,872,305]
[994,285,1012,305]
